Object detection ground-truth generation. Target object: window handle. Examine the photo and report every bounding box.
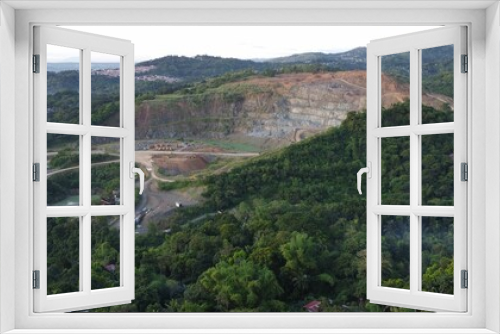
[130,162,145,195]
[357,162,371,195]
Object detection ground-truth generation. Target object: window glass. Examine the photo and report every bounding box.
[421,45,454,124]
[47,44,80,124]
[421,217,454,294]
[381,215,410,290]
[91,137,121,206]
[91,52,121,127]
[381,52,410,127]
[421,134,454,206]
[47,217,80,294]
[92,216,121,289]
[47,134,80,206]
[381,136,410,205]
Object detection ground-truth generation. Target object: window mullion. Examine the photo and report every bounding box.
[82,48,91,209]
[79,217,84,292]
[365,47,379,298]
[416,48,424,293]
[80,214,92,293]
[373,205,454,217]
[82,48,92,294]
[409,47,420,294]
[122,51,135,294]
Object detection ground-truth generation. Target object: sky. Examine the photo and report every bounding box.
[50,25,439,63]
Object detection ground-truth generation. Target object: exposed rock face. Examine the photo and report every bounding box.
[135,70,452,141]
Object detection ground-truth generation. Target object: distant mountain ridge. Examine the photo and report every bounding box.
[134,48,367,82]
[47,46,451,93]
[265,47,366,67]
[48,63,120,72]
[137,55,271,81]
[46,48,375,97]
[47,48,366,74]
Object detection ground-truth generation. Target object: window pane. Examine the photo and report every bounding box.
[91,137,121,205]
[421,45,454,124]
[91,52,121,127]
[421,134,454,206]
[47,44,80,124]
[381,215,410,290]
[47,217,80,295]
[381,136,410,205]
[381,52,410,127]
[92,216,120,289]
[47,134,80,206]
[421,217,453,294]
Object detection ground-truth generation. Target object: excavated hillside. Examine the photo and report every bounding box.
[136,70,453,143]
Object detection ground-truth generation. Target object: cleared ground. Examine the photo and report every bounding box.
[134,147,257,232]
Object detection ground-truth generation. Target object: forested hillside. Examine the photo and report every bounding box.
[45,45,455,312]
[47,101,454,312]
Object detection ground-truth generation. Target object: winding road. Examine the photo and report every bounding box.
[47,159,120,177]
[48,149,258,234]
[134,150,259,183]
[135,150,259,158]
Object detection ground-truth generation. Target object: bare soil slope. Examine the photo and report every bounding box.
[136,70,452,144]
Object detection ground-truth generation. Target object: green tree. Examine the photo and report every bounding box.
[198,251,283,311]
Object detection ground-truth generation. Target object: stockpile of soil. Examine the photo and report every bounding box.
[154,155,209,176]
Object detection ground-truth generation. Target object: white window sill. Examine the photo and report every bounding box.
[4,329,498,334]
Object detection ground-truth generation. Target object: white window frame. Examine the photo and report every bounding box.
[1,2,499,333]
[33,26,136,313]
[366,26,467,312]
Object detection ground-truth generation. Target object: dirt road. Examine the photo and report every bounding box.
[134,150,259,183]
[47,159,120,177]
[134,178,200,234]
